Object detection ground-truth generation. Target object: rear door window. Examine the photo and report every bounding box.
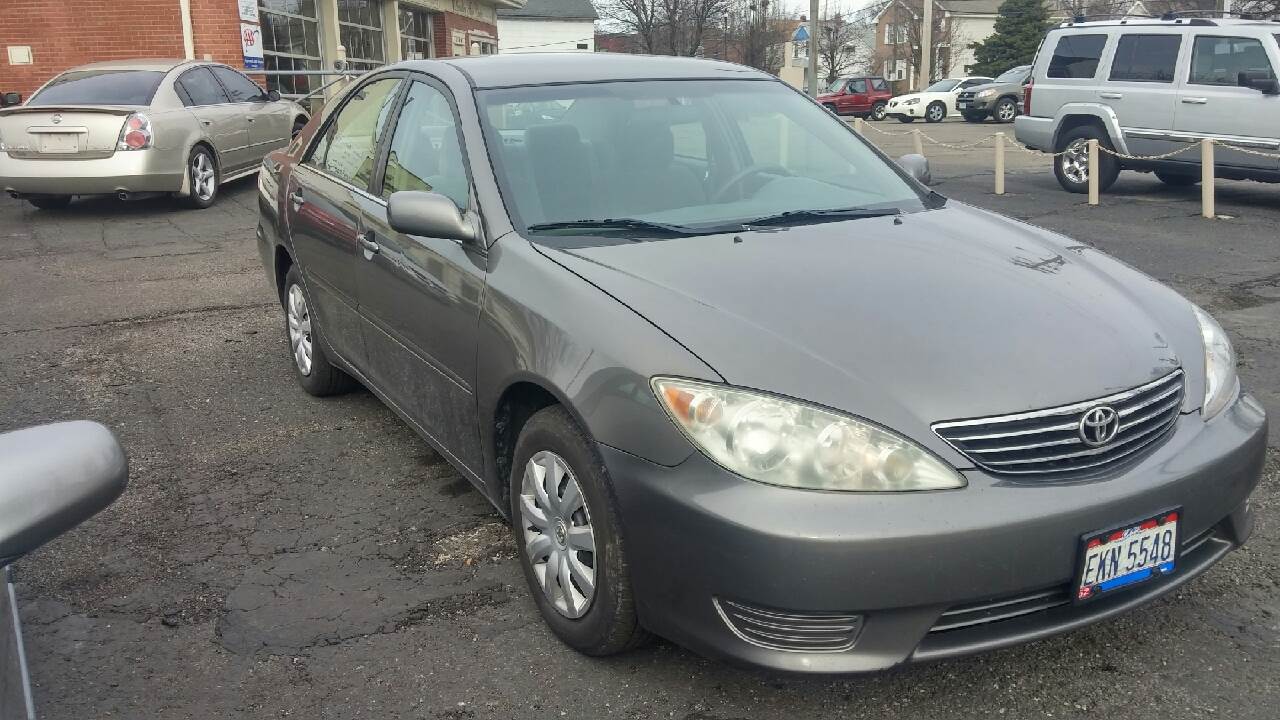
[1109,34,1181,82]
[28,70,166,106]
[177,67,229,106]
[1189,35,1275,85]
[1048,34,1108,79]
[871,78,888,91]
[209,66,265,103]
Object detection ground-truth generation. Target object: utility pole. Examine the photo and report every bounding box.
[808,0,820,96]
[919,0,933,92]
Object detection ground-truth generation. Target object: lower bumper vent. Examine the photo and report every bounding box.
[715,598,863,653]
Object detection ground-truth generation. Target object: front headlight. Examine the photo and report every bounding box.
[652,378,965,492]
[977,89,996,98]
[903,97,920,106]
[1192,305,1239,419]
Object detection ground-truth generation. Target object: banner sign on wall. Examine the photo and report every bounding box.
[238,0,259,23]
[241,23,264,70]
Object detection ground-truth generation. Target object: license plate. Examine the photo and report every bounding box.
[1074,509,1180,603]
[38,133,80,154]
[957,100,970,108]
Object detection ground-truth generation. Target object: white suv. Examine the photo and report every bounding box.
[1015,16,1280,193]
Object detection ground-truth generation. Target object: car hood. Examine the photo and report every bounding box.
[534,203,1204,464]
[965,81,1017,94]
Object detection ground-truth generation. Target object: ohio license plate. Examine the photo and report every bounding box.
[1074,509,1180,603]
[38,133,80,154]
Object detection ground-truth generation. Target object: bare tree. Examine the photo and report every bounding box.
[598,0,664,53]
[729,0,795,74]
[599,0,733,56]
[816,12,874,85]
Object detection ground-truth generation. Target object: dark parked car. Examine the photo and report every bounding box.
[1,422,128,719]
[816,76,893,119]
[957,65,1032,123]
[257,53,1267,674]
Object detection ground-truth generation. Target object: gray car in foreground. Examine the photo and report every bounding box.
[255,53,1267,674]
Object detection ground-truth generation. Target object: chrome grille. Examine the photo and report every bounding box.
[933,370,1184,476]
[714,598,863,653]
[958,90,977,101]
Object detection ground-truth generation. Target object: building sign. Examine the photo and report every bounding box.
[237,0,259,23]
[404,0,496,25]
[241,23,264,70]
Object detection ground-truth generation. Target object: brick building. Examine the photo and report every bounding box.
[1,0,524,100]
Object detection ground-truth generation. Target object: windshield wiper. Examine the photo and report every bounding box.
[527,218,713,236]
[741,207,901,228]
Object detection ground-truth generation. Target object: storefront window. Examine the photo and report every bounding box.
[259,0,322,96]
[469,33,496,56]
[338,0,386,72]
[399,6,435,60]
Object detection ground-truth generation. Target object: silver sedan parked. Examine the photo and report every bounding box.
[0,59,307,210]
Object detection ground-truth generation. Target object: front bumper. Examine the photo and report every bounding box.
[957,96,995,113]
[887,103,924,119]
[0,149,184,196]
[604,393,1267,673]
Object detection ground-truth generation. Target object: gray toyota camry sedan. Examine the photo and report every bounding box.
[255,54,1268,673]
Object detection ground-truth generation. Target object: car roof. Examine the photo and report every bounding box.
[1054,17,1280,30]
[64,59,197,73]
[404,53,773,89]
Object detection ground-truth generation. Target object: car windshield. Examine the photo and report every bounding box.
[827,79,847,93]
[995,67,1027,83]
[924,79,960,92]
[28,70,165,106]
[478,79,927,237]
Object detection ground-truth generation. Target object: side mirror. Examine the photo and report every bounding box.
[897,153,932,185]
[266,89,282,102]
[1238,71,1279,94]
[0,422,127,567]
[388,191,477,244]
[1,92,20,108]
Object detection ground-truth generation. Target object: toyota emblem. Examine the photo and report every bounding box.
[50,113,62,125]
[1078,405,1120,447]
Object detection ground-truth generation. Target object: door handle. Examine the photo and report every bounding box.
[1181,97,1208,105]
[201,119,212,126]
[246,117,255,123]
[1099,92,1123,99]
[358,232,380,255]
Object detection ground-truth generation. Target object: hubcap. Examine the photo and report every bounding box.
[1061,138,1091,185]
[929,105,943,121]
[287,284,313,376]
[873,105,885,120]
[998,102,1016,121]
[519,450,596,619]
[192,153,216,201]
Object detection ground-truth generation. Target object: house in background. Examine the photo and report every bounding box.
[498,0,598,53]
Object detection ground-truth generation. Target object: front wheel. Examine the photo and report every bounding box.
[925,102,946,123]
[870,101,887,121]
[1053,126,1121,194]
[510,406,650,656]
[994,97,1019,123]
[179,146,219,209]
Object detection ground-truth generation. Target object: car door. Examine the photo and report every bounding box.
[286,74,405,371]
[1175,32,1280,170]
[354,76,487,475]
[209,65,290,161]
[1099,31,1183,159]
[174,67,251,173]
[842,79,869,114]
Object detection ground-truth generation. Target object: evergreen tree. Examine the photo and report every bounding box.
[966,0,1052,77]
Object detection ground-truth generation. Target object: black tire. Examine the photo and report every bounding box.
[870,101,887,121]
[1053,125,1121,195]
[962,112,986,123]
[178,145,219,209]
[509,405,650,656]
[925,101,946,123]
[27,195,72,210]
[282,265,356,396]
[896,116,915,123]
[1155,171,1200,187]
[994,97,1019,123]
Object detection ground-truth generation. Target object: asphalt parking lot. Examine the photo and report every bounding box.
[1,117,1277,719]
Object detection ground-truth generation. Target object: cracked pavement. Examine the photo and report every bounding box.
[1,120,1278,719]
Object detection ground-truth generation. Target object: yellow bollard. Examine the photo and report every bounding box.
[853,117,865,136]
[1201,138,1215,219]
[912,129,924,157]
[1087,139,1099,206]
[994,132,1006,195]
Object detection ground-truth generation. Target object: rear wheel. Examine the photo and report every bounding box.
[27,195,71,210]
[994,97,1019,123]
[283,266,356,396]
[510,406,650,656]
[1054,125,1121,194]
[870,101,887,121]
[925,101,946,123]
[179,145,219,209]
[1155,171,1200,187]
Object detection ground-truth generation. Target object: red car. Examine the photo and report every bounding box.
[817,77,892,120]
